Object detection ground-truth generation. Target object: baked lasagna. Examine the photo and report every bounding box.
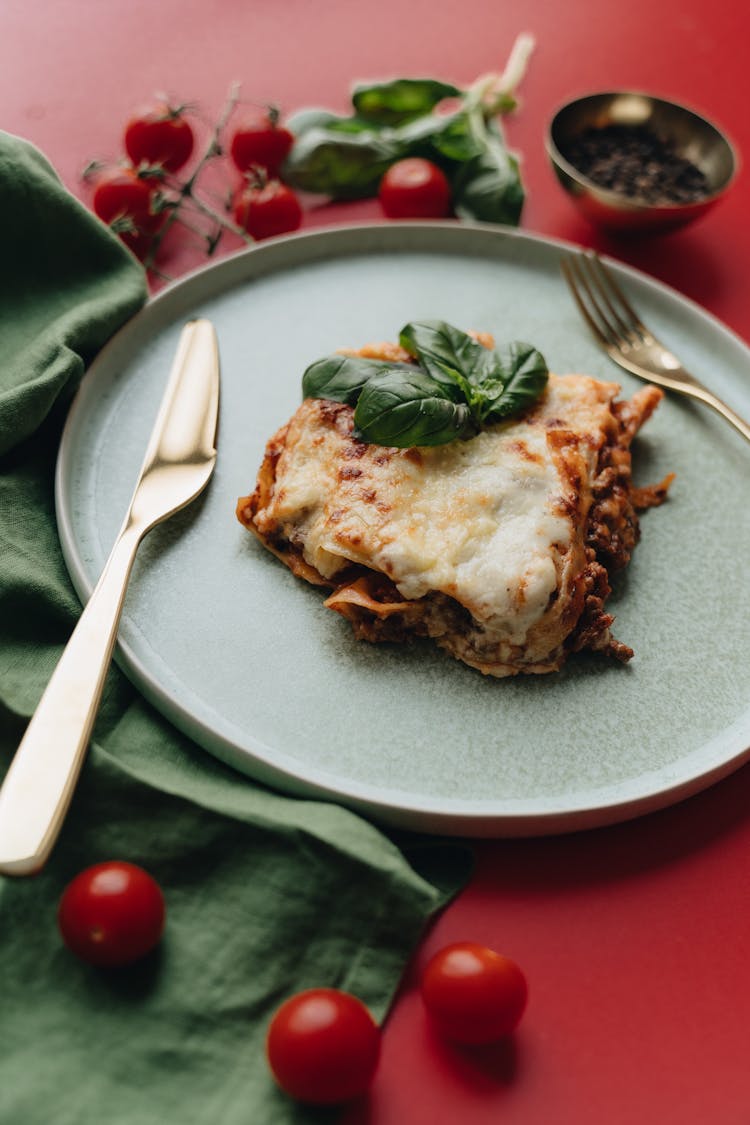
[236,337,672,677]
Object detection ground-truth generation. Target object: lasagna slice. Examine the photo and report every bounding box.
[237,346,672,677]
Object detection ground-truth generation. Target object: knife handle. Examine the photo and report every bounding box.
[0,527,141,876]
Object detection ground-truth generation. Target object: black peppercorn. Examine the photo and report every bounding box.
[563,124,709,205]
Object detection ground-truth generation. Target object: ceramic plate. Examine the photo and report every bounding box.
[56,222,750,836]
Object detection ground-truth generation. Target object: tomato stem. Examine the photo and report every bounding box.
[142,81,254,273]
[183,193,253,241]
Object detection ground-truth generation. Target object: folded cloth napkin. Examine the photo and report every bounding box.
[0,133,470,1125]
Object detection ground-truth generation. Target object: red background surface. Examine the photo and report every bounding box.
[3,1,749,1121]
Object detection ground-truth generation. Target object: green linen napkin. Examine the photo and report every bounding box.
[0,133,470,1125]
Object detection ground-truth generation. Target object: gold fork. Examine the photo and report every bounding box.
[561,251,750,444]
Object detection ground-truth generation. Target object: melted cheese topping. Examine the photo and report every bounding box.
[250,375,622,669]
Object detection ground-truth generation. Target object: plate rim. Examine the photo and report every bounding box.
[55,219,750,836]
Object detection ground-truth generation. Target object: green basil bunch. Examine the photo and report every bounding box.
[282,76,525,226]
[302,320,549,448]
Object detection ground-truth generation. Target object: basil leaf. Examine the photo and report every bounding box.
[419,111,486,163]
[451,115,525,225]
[282,126,401,198]
[285,107,348,135]
[302,355,412,405]
[354,369,476,447]
[352,78,462,126]
[477,342,549,423]
[398,320,500,393]
[287,106,389,138]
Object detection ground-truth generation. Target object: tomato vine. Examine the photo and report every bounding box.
[83,84,302,280]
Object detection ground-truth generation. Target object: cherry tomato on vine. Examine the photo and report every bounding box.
[230,107,294,175]
[92,166,165,252]
[58,861,166,967]
[232,177,302,240]
[421,942,528,1044]
[266,988,381,1105]
[378,157,452,219]
[124,101,195,173]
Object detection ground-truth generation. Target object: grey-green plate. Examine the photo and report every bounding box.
[56,222,750,836]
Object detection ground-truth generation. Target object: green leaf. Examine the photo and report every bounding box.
[423,112,486,163]
[301,355,411,405]
[301,322,547,448]
[352,78,462,126]
[282,126,401,198]
[477,342,549,423]
[287,107,386,138]
[398,320,500,394]
[451,115,525,225]
[387,109,483,164]
[354,369,476,447]
[285,107,348,135]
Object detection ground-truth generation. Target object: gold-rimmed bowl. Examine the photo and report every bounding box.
[546,91,738,233]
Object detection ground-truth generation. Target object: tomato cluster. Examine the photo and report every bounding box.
[90,100,195,254]
[227,106,302,240]
[88,98,303,264]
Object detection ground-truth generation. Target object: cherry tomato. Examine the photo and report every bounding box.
[232,177,302,240]
[378,157,452,219]
[124,101,194,173]
[421,942,528,1044]
[230,107,294,175]
[58,861,165,967]
[92,166,165,252]
[266,988,380,1105]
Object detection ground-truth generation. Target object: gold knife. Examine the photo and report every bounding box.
[0,318,220,876]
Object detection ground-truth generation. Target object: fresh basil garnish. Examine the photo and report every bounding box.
[399,320,501,395]
[477,341,550,423]
[302,320,548,448]
[302,355,413,405]
[354,369,477,447]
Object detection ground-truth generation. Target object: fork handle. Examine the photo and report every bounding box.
[692,384,750,444]
[0,526,142,876]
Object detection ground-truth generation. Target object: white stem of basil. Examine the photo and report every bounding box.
[467,32,536,118]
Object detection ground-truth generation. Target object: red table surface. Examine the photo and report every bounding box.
[3,2,749,1122]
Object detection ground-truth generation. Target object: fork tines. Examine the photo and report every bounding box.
[561,251,646,349]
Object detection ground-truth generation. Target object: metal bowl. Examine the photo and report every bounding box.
[546,91,738,232]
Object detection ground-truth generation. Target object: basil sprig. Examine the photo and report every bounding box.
[302,320,549,448]
[281,40,533,225]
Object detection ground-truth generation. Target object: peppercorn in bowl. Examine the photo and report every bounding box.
[546,91,738,232]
